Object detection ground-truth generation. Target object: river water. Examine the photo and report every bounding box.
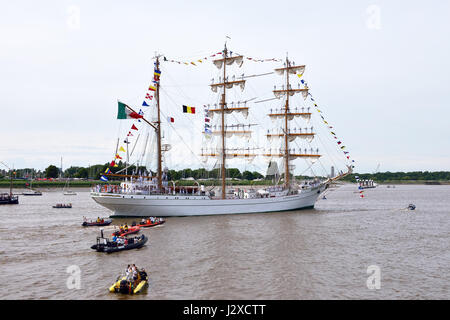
[0,184,448,300]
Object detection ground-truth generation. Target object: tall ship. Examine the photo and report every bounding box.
[91,44,353,217]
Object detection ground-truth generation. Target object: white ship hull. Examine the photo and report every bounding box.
[91,184,326,217]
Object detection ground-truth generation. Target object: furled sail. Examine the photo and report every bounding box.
[273,88,309,99]
[208,107,249,119]
[269,112,311,122]
[210,130,252,138]
[266,133,315,142]
[211,80,246,92]
[274,65,305,76]
[262,152,321,160]
[213,55,244,69]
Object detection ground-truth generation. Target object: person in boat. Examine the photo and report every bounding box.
[124,223,128,232]
[141,218,146,225]
[97,217,101,223]
[139,268,147,280]
[112,235,117,243]
[146,218,150,224]
[126,264,133,280]
[132,268,139,286]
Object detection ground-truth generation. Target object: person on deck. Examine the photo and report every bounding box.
[126,265,131,279]
[132,268,139,285]
[140,268,147,280]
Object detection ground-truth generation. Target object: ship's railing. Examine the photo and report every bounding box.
[91,184,203,196]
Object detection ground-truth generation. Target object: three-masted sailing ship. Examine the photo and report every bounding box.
[91,44,352,217]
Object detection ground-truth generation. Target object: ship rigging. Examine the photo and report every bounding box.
[91,43,353,217]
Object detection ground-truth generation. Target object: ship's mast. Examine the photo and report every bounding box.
[270,58,315,189]
[155,55,163,192]
[9,169,13,197]
[284,56,290,188]
[204,45,247,198]
[221,44,227,199]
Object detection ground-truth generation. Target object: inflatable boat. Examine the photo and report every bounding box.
[112,226,140,237]
[91,234,148,253]
[109,269,149,294]
[82,218,112,227]
[137,218,165,228]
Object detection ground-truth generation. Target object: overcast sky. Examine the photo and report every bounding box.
[1,0,449,175]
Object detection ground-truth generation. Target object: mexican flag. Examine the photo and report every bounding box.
[117,102,143,119]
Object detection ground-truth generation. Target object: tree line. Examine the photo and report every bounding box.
[2,166,450,182]
[0,163,265,181]
[342,171,450,182]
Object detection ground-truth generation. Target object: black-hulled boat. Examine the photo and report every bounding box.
[82,218,112,227]
[0,170,19,205]
[53,203,72,208]
[0,193,18,205]
[91,234,148,253]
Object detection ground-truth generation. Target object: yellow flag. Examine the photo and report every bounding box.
[297,73,303,78]
[198,59,203,63]
[190,62,197,66]
[119,146,126,152]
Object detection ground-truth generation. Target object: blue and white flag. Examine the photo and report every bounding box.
[100,175,108,182]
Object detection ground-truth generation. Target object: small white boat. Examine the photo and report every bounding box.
[22,189,42,196]
[63,179,77,195]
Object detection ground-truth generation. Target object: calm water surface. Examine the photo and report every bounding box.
[0,184,449,299]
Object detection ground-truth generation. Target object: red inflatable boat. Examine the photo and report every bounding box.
[138,218,165,228]
[112,226,140,237]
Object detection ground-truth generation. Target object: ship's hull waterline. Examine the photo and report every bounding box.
[91,185,326,217]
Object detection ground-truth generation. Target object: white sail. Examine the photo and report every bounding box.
[213,55,244,69]
[88,49,350,217]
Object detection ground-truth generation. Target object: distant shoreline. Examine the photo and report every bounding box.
[377,180,450,185]
[1,179,449,190]
[0,180,115,189]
